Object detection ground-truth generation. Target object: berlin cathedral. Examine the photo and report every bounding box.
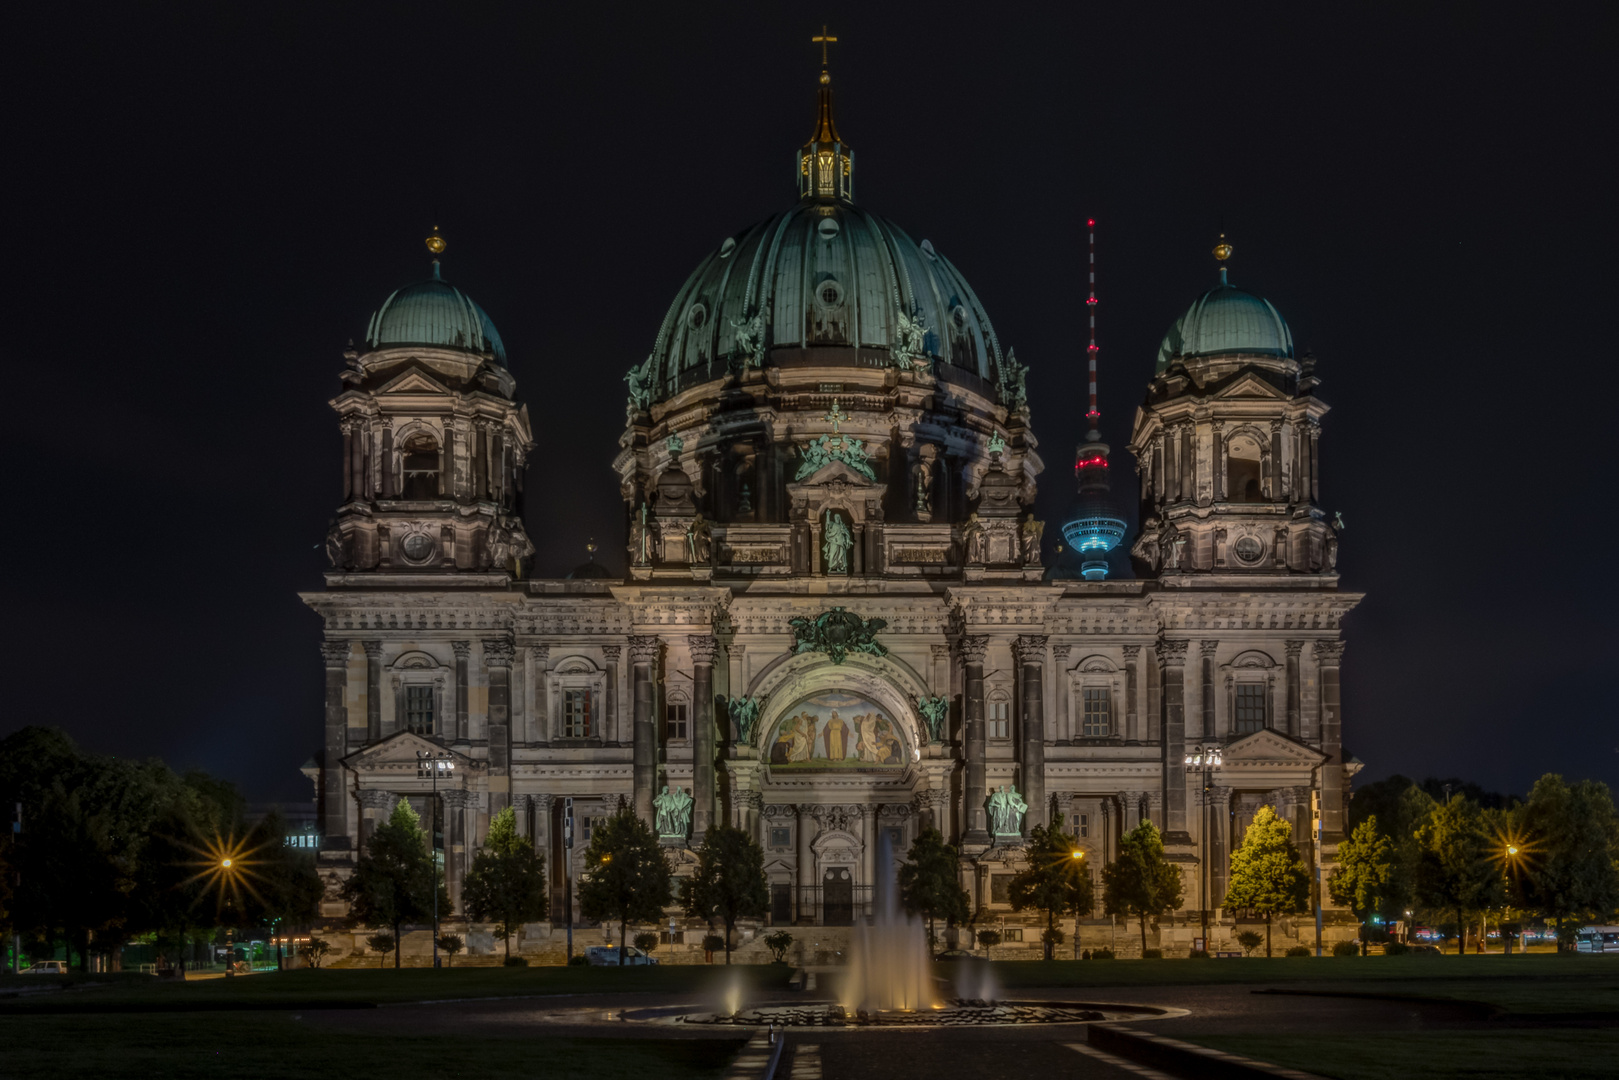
[304,56,1359,958]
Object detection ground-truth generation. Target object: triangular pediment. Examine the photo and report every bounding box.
[1212,371,1289,401]
[342,731,480,773]
[1221,729,1328,766]
[376,367,453,396]
[793,459,878,487]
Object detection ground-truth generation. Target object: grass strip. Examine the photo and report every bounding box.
[1189,1031,1619,1080]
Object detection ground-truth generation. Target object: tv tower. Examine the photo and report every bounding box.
[1061,218,1127,579]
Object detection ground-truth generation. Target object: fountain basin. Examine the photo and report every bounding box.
[676,999,1174,1028]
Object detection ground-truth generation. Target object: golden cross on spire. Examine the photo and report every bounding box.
[824,398,848,435]
[813,25,838,68]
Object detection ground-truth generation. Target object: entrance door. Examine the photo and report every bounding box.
[823,867,854,925]
[771,883,793,925]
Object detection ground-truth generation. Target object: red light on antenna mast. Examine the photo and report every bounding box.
[1087,218,1095,226]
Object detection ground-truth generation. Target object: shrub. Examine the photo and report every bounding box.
[1142,948,1163,959]
[764,930,794,963]
[303,939,333,969]
[976,929,1002,950]
[1091,948,1116,960]
[1285,945,1312,957]
[633,932,660,955]
[568,954,589,965]
[436,934,464,968]
[1235,930,1264,956]
[1384,940,1410,956]
[1042,927,1065,947]
[1189,949,1211,959]
[365,933,395,968]
[1332,940,1359,957]
[502,955,529,967]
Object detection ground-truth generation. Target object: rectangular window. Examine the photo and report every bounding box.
[405,685,435,735]
[988,701,1010,740]
[665,702,688,741]
[1082,687,1111,737]
[1001,927,1024,942]
[770,827,791,848]
[1235,683,1267,734]
[990,873,1014,904]
[1074,814,1088,838]
[563,689,592,738]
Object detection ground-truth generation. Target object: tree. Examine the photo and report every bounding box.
[976,928,1001,952]
[244,811,325,968]
[1102,821,1184,957]
[1007,825,1095,960]
[1413,794,1499,956]
[1516,775,1619,949]
[1222,806,1310,957]
[342,801,449,969]
[764,929,794,963]
[461,806,549,964]
[1329,816,1398,956]
[436,933,464,967]
[578,808,672,966]
[678,825,768,965]
[303,938,332,969]
[633,931,660,957]
[1235,930,1264,956]
[366,932,395,968]
[897,827,971,948]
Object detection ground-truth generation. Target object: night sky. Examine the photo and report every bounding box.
[7,4,1613,803]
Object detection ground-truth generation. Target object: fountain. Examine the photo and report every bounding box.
[840,834,936,1014]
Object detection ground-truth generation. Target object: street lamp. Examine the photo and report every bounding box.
[1069,849,1086,959]
[1183,744,1223,952]
[417,750,454,969]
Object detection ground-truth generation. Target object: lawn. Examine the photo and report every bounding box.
[0,963,793,1013]
[0,1012,746,1080]
[1191,1031,1619,1080]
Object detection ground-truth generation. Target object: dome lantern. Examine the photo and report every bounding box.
[798,26,853,202]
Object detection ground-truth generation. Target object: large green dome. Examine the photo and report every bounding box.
[365,267,507,363]
[1156,272,1293,372]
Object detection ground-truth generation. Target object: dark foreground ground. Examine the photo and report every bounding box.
[3,956,1615,1079]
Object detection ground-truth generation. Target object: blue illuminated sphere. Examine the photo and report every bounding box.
[1062,445,1127,580]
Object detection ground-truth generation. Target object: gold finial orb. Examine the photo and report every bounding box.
[820,69,830,85]
[426,226,447,255]
[1213,233,1233,261]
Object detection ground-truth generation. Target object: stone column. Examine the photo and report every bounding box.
[530,645,550,745]
[689,635,718,835]
[861,805,877,919]
[1122,645,1141,742]
[1285,641,1303,738]
[630,636,660,823]
[602,645,622,747]
[484,639,514,815]
[1209,784,1231,914]
[796,804,817,923]
[320,641,351,846]
[1210,421,1225,502]
[442,789,474,913]
[359,789,393,850]
[1269,420,1284,502]
[362,640,384,743]
[451,641,471,742]
[1199,640,1218,741]
[1051,644,1072,741]
[1053,792,1074,836]
[960,636,990,844]
[532,794,554,861]
[1315,641,1346,837]
[1308,422,1321,505]
[1016,635,1048,832]
[341,422,354,501]
[1145,648,1162,742]
[1160,639,1189,839]
[1179,424,1195,502]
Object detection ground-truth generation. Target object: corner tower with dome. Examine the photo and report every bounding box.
[300,54,1363,963]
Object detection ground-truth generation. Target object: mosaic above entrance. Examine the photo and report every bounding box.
[766,691,907,771]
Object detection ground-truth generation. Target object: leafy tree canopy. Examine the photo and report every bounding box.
[342,800,449,968]
[1008,825,1095,958]
[897,826,970,938]
[679,825,768,964]
[578,809,672,964]
[1102,820,1183,955]
[462,806,549,963]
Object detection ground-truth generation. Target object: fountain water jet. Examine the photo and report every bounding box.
[840,833,937,1013]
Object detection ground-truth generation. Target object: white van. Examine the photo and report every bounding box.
[584,945,658,966]
[1573,926,1619,954]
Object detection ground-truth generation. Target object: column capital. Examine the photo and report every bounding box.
[1159,638,1189,665]
[1269,418,1284,433]
[958,635,989,664]
[362,640,385,659]
[1015,635,1049,665]
[687,634,719,665]
[451,640,473,659]
[1284,640,1304,658]
[320,640,352,666]
[532,793,556,811]
[529,644,551,665]
[930,643,951,661]
[1051,643,1072,662]
[601,645,622,663]
[441,789,477,810]
[628,635,661,665]
[360,789,395,810]
[481,639,515,667]
[1121,643,1142,660]
[1053,792,1075,810]
[1199,639,1219,658]
[1313,640,1346,664]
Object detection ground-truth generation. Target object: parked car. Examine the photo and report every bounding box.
[1574,926,1619,954]
[583,945,658,966]
[1407,944,1443,955]
[23,960,68,975]
[933,949,975,962]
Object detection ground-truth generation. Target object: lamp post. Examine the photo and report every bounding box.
[1183,745,1223,951]
[1070,848,1086,959]
[417,750,454,969]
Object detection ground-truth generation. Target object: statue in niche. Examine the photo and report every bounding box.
[726,696,763,744]
[988,784,1028,838]
[1325,534,1339,572]
[485,523,512,571]
[654,785,693,840]
[916,695,949,743]
[964,513,987,564]
[737,482,753,516]
[324,520,350,570]
[628,502,652,567]
[1020,515,1044,565]
[912,450,935,519]
[1160,524,1184,570]
[823,512,853,573]
[687,513,713,564]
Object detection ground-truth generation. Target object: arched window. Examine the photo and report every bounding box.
[400,432,441,499]
[987,689,1011,740]
[1226,433,1264,503]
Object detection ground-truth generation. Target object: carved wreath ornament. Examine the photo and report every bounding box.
[787,606,888,665]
